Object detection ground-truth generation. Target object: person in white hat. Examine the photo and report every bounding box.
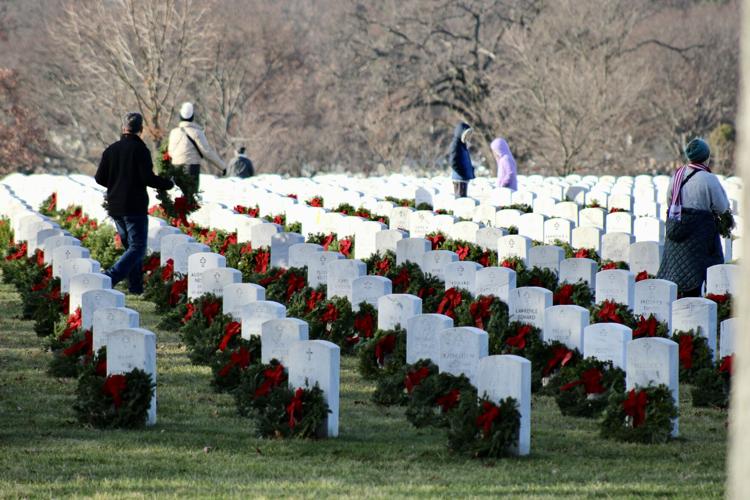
[167,102,227,186]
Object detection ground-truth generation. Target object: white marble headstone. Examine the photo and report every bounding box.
[406,313,453,364]
[288,340,340,437]
[477,355,531,456]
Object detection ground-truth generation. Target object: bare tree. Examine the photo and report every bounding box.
[42,0,213,168]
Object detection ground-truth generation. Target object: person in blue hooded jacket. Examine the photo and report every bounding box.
[448,122,475,197]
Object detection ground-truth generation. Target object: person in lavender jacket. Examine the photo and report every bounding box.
[491,137,517,191]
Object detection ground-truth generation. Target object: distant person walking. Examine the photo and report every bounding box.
[492,137,517,191]
[225,146,254,178]
[95,112,174,294]
[167,102,227,187]
[657,138,730,297]
[448,122,474,198]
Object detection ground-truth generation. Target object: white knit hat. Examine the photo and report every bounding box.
[180,102,194,120]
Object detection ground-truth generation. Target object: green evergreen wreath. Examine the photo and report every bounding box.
[357,327,407,380]
[253,384,331,439]
[210,337,262,393]
[553,281,594,308]
[600,385,677,444]
[671,329,712,384]
[371,359,438,406]
[74,357,155,429]
[455,295,509,341]
[590,300,637,329]
[446,394,521,458]
[155,143,200,224]
[233,360,330,438]
[691,355,732,409]
[306,296,355,348]
[547,358,625,418]
[517,265,559,291]
[405,372,477,428]
[174,294,228,364]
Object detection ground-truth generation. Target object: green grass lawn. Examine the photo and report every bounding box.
[0,279,727,498]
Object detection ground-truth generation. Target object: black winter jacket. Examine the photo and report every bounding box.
[95,134,174,216]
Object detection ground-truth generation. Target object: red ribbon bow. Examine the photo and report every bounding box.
[286,388,305,429]
[706,293,729,304]
[286,274,306,301]
[596,300,622,323]
[455,246,470,261]
[601,261,618,270]
[635,271,650,282]
[476,401,501,437]
[478,252,491,268]
[678,334,695,370]
[353,312,375,339]
[161,259,174,282]
[427,233,445,250]
[169,278,188,305]
[63,330,93,357]
[218,346,251,377]
[60,308,83,341]
[182,303,196,324]
[142,255,160,274]
[218,321,242,351]
[437,288,463,319]
[506,324,533,350]
[375,334,397,366]
[5,242,27,261]
[102,374,128,409]
[321,303,339,324]
[469,296,494,330]
[255,364,286,398]
[543,345,574,376]
[404,366,431,394]
[554,284,575,305]
[202,300,221,326]
[575,248,592,259]
[623,389,648,428]
[375,259,391,276]
[435,388,460,412]
[253,251,270,274]
[218,233,238,255]
[306,291,324,313]
[634,314,659,338]
[720,355,733,375]
[392,268,411,291]
[338,238,352,258]
[322,233,335,251]
[560,367,605,394]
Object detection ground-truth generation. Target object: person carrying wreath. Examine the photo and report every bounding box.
[657,137,731,297]
[95,112,174,294]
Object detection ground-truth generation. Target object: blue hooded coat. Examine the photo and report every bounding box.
[449,122,474,181]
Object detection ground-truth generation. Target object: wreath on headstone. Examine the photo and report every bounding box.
[455,295,509,339]
[233,360,330,438]
[691,354,732,409]
[177,294,233,365]
[405,371,477,429]
[210,335,261,393]
[357,327,406,380]
[553,281,593,307]
[446,394,521,458]
[716,210,735,239]
[546,358,625,418]
[371,358,438,406]
[347,302,378,350]
[705,293,733,324]
[73,348,156,429]
[517,266,558,291]
[633,314,669,339]
[264,267,308,305]
[155,143,200,227]
[306,296,355,349]
[671,329,712,384]
[590,300,637,329]
[600,385,677,444]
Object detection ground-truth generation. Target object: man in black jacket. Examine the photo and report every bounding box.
[95,112,174,294]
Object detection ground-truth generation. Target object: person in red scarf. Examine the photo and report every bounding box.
[657,138,730,297]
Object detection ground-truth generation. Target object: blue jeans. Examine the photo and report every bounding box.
[109,215,148,293]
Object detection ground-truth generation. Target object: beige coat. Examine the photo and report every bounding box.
[167,121,226,172]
